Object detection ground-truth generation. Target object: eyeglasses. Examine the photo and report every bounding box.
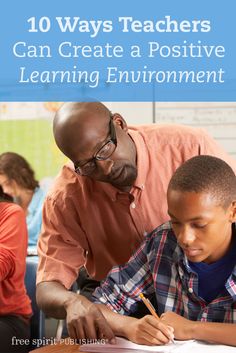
[74,117,117,176]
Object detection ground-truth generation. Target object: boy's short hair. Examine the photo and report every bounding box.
[168,155,236,208]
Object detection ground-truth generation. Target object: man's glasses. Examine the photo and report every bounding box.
[74,117,117,176]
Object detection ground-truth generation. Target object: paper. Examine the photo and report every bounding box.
[79,337,192,353]
[178,340,236,353]
[79,337,236,353]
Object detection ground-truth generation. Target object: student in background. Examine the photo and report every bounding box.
[0,152,46,253]
[92,156,236,346]
[0,185,32,352]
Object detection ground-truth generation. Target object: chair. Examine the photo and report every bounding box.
[25,257,45,348]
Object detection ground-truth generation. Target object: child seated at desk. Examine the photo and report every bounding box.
[0,186,32,352]
[91,155,236,347]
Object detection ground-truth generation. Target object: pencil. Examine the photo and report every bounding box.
[139,293,175,344]
[139,293,159,319]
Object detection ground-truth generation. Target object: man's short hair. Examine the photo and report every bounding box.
[168,155,236,208]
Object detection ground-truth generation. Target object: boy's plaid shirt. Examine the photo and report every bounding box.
[93,222,236,323]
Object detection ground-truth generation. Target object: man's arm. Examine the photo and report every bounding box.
[36,281,115,341]
[37,190,117,341]
[160,312,236,346]
[36,282,174,345]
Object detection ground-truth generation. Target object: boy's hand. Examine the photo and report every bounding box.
[160,312,194,340]
[124,315,174,346]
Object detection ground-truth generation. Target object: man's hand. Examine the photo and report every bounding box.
[160,312,194,340]
[123,315,174,346]
[64,295,115,342]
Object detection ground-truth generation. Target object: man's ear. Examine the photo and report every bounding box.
[229,201,236,223]
[112,113,128,132]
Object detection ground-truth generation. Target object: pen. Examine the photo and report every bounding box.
[139,293,175,344]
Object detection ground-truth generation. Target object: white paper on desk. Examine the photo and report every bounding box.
[181,340,236,353]
[79,337,236,353]
[79,336,192,353]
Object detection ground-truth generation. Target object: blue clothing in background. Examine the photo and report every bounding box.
[27,187,46,247]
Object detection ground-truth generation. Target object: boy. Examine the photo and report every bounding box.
[88,155,236,346]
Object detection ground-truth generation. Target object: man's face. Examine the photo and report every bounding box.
[70,114,137,189]
[167,189,235,264]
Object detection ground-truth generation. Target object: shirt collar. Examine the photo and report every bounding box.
[128,128,149,190]
[218,224,236,301]
[173,247,236,302]
[175,226,236,302]
[225,266,236,301]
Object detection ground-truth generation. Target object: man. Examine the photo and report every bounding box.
[93,155,236,346]
[36,102,236,341]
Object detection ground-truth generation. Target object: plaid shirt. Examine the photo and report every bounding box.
[93,222,236,323]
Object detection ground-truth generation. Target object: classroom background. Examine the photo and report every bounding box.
[0,102,236,184]
[1,101,236,342]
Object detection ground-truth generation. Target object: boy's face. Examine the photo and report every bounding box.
[167,189,236,264]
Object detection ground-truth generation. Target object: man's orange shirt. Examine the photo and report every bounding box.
[0,202,32,317]
[37,124,236,288]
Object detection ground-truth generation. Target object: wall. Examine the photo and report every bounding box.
[1,102,235,181]
[106,102,236,160]
[0,103,66,180]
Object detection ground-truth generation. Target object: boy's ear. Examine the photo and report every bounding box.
[229,201,236,222]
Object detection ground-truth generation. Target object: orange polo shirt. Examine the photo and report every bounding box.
[37,124,236,288]
[0,202,32,317]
